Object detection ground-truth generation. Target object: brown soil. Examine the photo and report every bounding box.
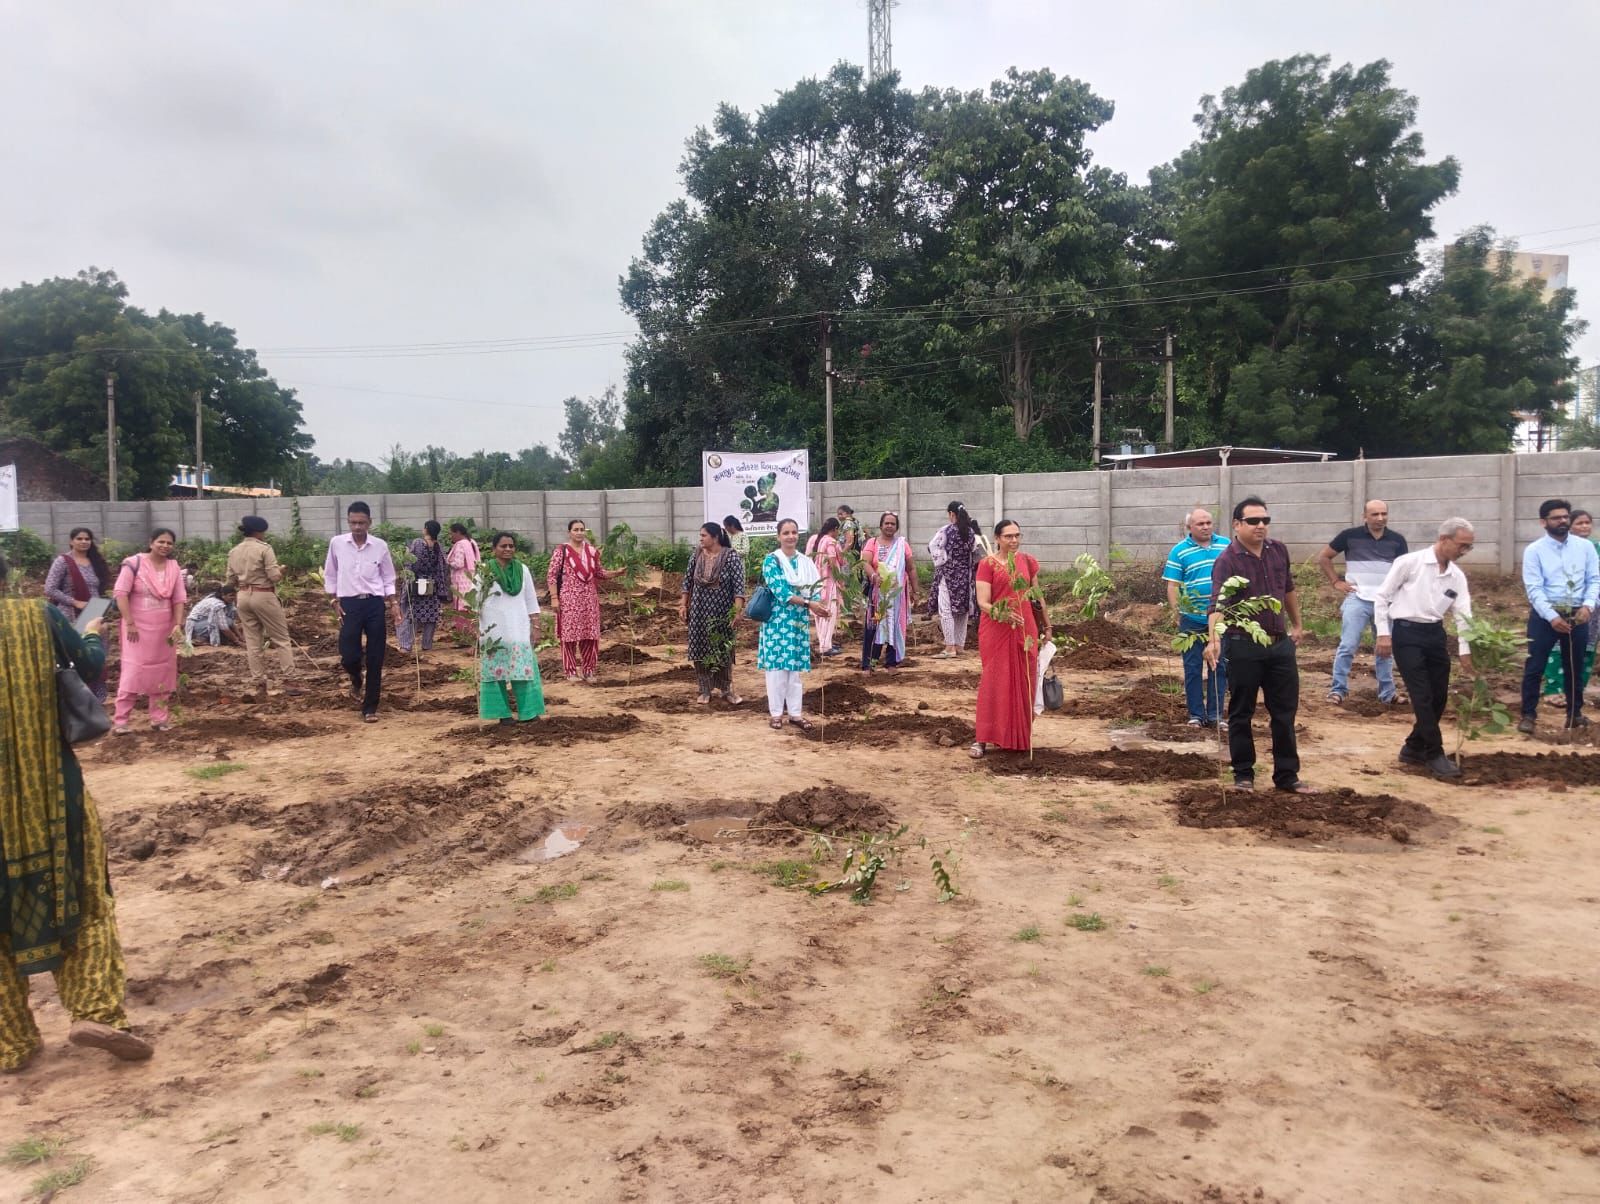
[8,575,1600,1203]
[1170,784,1449,843]
[800,681,889,713]
[1060,643,1141,671]
[1059,686,1187,723]
[987,747,1218,782]
[752,786,895,835]
[1058,616,1148,651]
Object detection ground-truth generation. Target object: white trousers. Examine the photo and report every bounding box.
[939,581,970,647]
[765,669,805,718]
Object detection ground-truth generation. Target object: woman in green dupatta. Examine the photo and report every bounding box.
[477,532,545,724]
[1,552,152,1071]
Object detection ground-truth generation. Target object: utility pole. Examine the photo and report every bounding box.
[105,370,118,502]
[1164,328,1175,448]
[823,314,835,482]
[194,390,205,498]
[868,0,894,81]
[1091,332,1103,465]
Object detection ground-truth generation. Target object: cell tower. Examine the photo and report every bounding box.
[868,0,894,80]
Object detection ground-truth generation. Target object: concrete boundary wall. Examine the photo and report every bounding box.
[17,451,1600,573]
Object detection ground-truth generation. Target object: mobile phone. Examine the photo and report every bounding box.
[74,596,112,632]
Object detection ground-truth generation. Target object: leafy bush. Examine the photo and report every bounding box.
[372,521,421,548]
[1,527,55,576]
[642,539,691,574]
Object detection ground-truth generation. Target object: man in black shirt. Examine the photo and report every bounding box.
[1204,496,1312,793]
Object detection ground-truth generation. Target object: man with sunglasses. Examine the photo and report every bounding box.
[1517,498,1599,734]
[1373,519,1477,778]
[1204,497,1312,792]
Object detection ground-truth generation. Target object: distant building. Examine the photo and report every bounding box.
[1505,251,1575,451]
[169,464,281,499]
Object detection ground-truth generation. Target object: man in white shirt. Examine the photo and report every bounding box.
[323,501,399,721]
[1373,518,1477,779]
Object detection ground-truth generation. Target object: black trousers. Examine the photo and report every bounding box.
[1392,620,1450,759]
[1223,635,1300,788]
[338,596,386,715]
[1520,611,1589,723]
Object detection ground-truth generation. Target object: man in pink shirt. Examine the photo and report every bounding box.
[323,501,400,721]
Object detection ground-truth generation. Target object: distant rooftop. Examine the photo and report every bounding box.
[1100,446,1335,470]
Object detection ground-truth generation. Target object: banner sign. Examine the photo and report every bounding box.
[702,449,810,535]
[0,464,17,532]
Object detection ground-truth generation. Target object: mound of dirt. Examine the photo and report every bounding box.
[1170,784,1446,842]
[105,794,275,864]
[987,747,1217,782]
[593,665,700,689]
[795,712,976,748]
[446,714,643,744]
[1460,751,1600,787]
[1058,686,1186,723]
[1060,644,1141,671]
[397,695,476,715]
[607,801,687,829]
[596,643,662,666]
[1058,617,1147,651]
[882,668,983,691]
[617,692,753,715]
[1332,697,1409,719]
[753,786,895,835]
[801,682,889,713]
[1138,721,1215,743]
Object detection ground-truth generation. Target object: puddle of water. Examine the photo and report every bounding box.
[1108,726,1153,750]
[682,815,751,842]
[519,824,593,863]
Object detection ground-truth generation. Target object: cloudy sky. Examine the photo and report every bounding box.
[6,0,1596,464]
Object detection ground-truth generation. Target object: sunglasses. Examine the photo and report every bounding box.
[1240,516,1272,526]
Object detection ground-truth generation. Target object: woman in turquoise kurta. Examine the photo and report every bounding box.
[758,519,828,731]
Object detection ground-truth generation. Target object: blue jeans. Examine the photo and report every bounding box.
[1520,611,1589,723]
[1179,614,1225,722]
[1331,593,1395,700]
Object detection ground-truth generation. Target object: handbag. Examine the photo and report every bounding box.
[57,660,111,746]
[1041,672,1064,711]
[745,586,776,623]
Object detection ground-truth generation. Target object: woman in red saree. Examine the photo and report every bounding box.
[972,519,1051,757]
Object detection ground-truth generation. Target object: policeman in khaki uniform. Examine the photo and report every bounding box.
[224,517,303,696]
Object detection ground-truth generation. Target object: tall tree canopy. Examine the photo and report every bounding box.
[0,268,311,498]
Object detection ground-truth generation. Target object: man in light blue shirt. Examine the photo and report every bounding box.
[1518,497,1600,733]
[1162,508,1229,726]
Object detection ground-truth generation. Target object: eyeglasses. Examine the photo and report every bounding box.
[1240,516,1272,526]
[1546,514,1571,523]
[1453,543,1475,552]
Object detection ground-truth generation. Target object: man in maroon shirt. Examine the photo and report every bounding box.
[1203,496,1313,792]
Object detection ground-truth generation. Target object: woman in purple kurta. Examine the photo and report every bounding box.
[44,526,113,700]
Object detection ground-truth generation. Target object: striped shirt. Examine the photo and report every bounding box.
[1162,534,1231,616]
[1328,526,1408,602]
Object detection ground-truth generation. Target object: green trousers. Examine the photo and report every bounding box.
[479,679,545,721]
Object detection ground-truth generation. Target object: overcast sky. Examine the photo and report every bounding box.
[5,0,1597,465]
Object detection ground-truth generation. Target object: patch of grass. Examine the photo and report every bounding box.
[424,1024,445,1038]
[4,1137,66,1167]
[752,860,814,888]
[1012,924,1043,943]
[1192,978,1219,995]
[1479,825,1504,835]
[404,1040,421,1056]
[1066,892,1085,907]
[185,761,247,780]
[1142,965,1171,977]
[297,1068,324,1079]
[1040,809,1072,823]
[294,897,320,914]
[30,1157,93,1197]
[1066,912,1107,932]
[538,959,556,973]
[355,1085,379,1099]
[650,879,690,892]
[1157,874,1179,890]
[1448,913,1462,923]
[310,931,336,946]
[698,953,752,983]
[592,1031,625,1049]
[787,1051,805,1065]
[709,860,732,872]
[533,883,579,902]
[307,1122,361,1143]
[252,1046,274,1062]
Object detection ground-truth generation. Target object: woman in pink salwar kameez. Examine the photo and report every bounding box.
[805,517,845,656]
[112,529,188,734]
[446,523,482,633]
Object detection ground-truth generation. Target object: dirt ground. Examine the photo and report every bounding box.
[4,585,1599,1203]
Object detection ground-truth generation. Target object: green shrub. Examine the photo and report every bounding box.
[641,539,691,574]
[372,521,421,548]
[0,528,55,576]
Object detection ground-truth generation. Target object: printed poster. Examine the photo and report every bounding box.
[702,449,810,535]
[0,464,17,532]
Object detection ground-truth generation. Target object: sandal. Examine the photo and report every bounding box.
[725,694,743,706]
[696,694,711,705]
[789,716,814,731]
[769,717,785,730]
[968,742,985,759]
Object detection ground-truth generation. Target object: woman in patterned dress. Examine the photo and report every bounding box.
[928,501,980,659]
[861,511,917,672]
[478,532,544,724]
[680,522,746,705]
[43,526,113,701]
[759,519,829,730]
[397,520,451,653]
[548,519,623,684]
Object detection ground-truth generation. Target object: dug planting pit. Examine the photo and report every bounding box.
[793,712,976,748]
[444,714,645,744]
[986,747,1217,782]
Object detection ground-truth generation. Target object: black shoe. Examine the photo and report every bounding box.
[1565,714,1591,731]
[1427,754,1462,779]
[499,717,515,726]
[1231,778,1255,791]
[1516,715,1536,735]
[1398,747,1426,766]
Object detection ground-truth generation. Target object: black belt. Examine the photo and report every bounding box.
[1393,618,1442,628]
[1224,631,1286,643]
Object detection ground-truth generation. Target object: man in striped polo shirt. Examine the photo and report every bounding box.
[1319,500,1408,705]
[1163,508,1229,726]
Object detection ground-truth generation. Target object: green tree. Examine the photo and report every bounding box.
[1149,56,1460,453]
[1394,229,1586,454]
